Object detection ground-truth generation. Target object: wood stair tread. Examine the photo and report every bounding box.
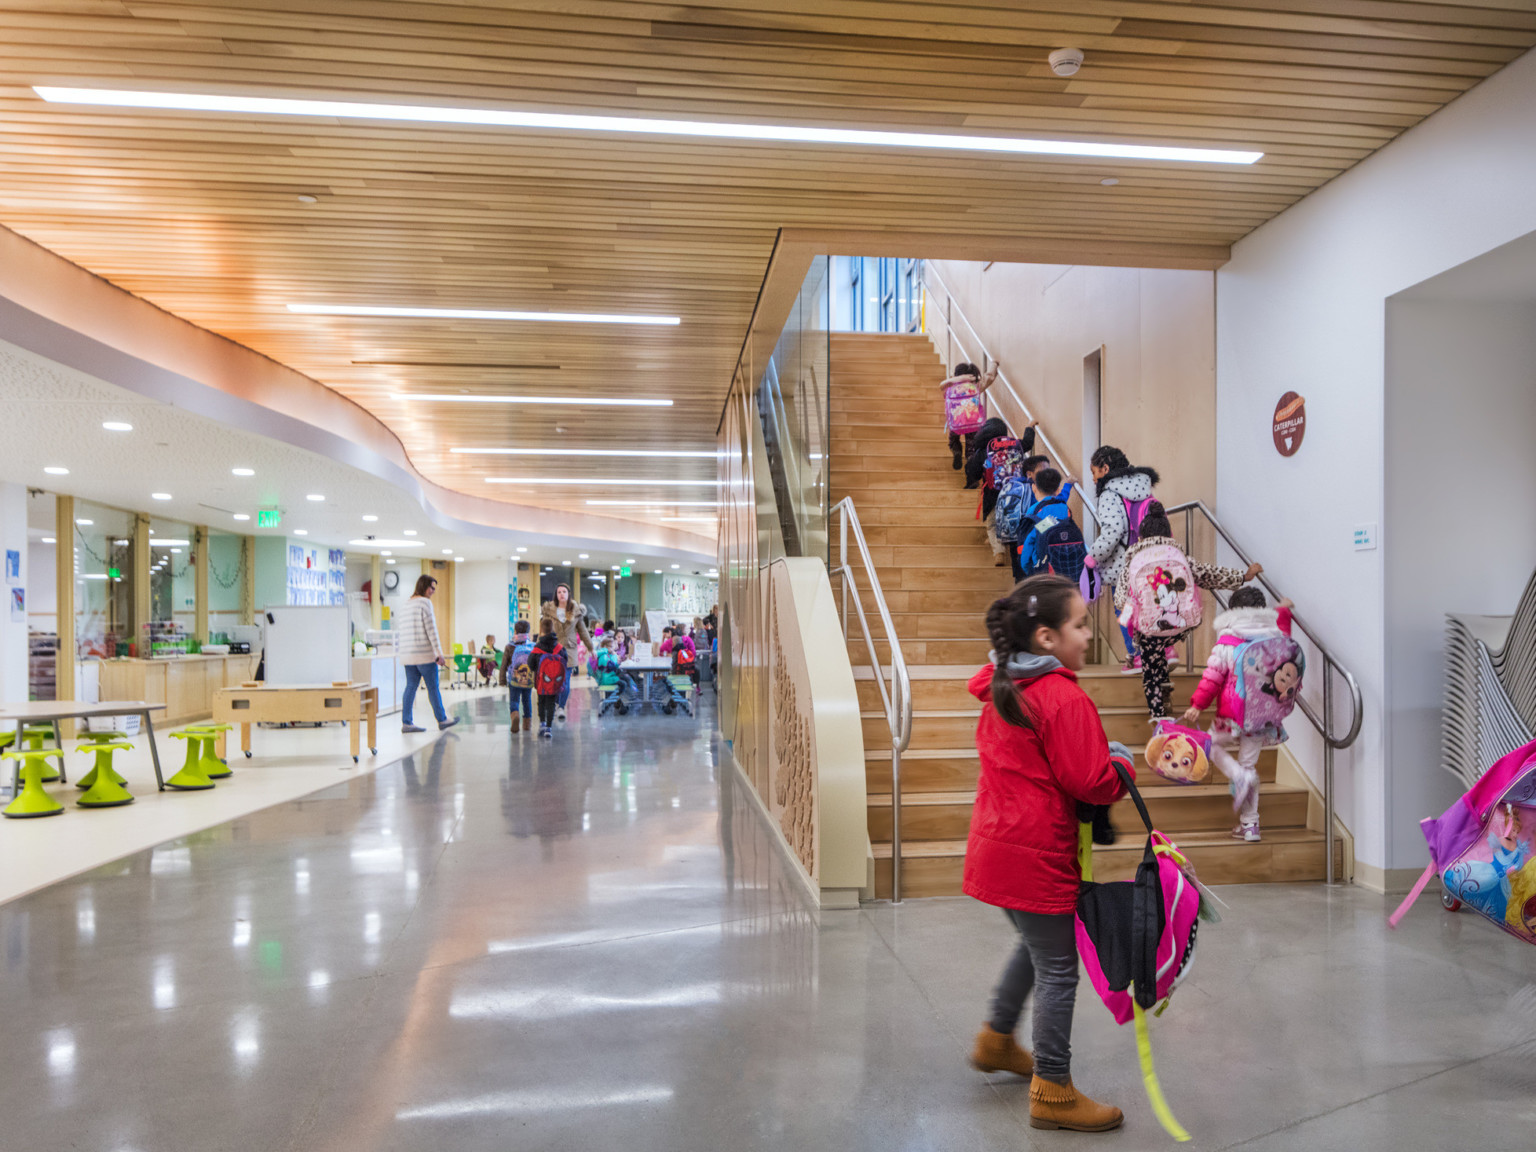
[867,782,1305,809]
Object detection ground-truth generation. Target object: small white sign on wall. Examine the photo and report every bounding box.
[1353,523,1378,552]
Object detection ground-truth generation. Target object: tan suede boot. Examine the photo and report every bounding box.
[511,714,521,734]
[1028,1075,1124,1132]
[970,1025,1034,1078]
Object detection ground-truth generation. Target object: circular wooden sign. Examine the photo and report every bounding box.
[1272,392,1306,457]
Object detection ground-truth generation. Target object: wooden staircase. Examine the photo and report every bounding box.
[829,332,1339,899]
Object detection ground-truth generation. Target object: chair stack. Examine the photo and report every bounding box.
[1443,568,1536,791]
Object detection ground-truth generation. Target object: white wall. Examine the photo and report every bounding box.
[927,261,1216,506]
[0,482,29,703]
[1385,298,1536,866]
[453,559,512,651]
[1215,45,1536,882]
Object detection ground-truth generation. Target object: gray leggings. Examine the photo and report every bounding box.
[988,908,1079,1084]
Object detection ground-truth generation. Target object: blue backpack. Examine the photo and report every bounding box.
[1021,497,1085,580]
[994,477,1032,543]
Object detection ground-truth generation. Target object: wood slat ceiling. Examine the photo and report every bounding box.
[0,1,1531,526]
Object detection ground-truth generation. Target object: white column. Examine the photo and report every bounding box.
[0,482,29,704]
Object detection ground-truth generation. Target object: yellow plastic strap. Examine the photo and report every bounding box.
[1133,1000,1191,1143]
[1078,821,1094,882]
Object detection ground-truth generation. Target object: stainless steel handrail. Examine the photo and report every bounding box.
[922,261,1100,531]
[833,496,913,903]
[1163,507,1363,885]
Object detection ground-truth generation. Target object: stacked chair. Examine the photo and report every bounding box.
[1443,568,1536,790]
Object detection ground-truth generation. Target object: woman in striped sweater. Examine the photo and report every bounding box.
[394,573,460,733]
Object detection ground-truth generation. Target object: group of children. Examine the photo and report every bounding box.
[937,363,1314,1131]
[497,617,713,731]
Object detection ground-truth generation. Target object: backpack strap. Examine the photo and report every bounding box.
[1114,760,1155,837]
[1387,861,1437,930]
[1133,1000,1192,1143]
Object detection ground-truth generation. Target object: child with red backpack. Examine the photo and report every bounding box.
[965,575,1134,1132]
[1181,586,1300,843]
[499,619,535,734]
[532,626,569,738]
[1115,502,1261,720]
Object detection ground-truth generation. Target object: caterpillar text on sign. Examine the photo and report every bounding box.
[1272,392,1306,457]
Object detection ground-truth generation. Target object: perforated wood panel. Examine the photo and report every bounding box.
[1,2,1531,525]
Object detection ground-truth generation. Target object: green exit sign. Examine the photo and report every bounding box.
[620,566,632,577]
[107,567,121,579]
[256,509,282,528]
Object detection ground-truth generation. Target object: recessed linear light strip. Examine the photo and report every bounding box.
[398,393,671,407]
[32,87,1264,165]
[290,304,678,326]
[453,447,717,458]
[485,477,715,486]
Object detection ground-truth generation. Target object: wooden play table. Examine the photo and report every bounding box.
[212,681,379,764]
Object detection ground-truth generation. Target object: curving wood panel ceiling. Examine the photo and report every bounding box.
[0,1,1532,530]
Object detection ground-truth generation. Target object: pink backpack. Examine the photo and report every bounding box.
[1076,763,1207,1141]
[1390,738,1536,943]
[1119,542,1201,638]
[942,379,985,434]
[1218,635,1305,744]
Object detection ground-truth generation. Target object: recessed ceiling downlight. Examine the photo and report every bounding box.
[102,421,133,432]
[33,87,1264,164]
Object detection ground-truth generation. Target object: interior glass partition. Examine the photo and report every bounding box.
[754,254,830,562]
[72,501,134,659]
[206,528,246,640]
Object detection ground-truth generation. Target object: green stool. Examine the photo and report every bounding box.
[184,724,233,779]
[75,731,130,792]
[3,748,65,818]
[76,741,135,808]
[166,730,216,791]
[22,724,64,784]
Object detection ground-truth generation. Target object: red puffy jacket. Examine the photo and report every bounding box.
[962,663,1132,914]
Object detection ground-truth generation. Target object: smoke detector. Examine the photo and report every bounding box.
[1048,48,1085,77]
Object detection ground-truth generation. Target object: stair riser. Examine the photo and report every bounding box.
[872,838,1342,899]
[856,525,991,547]
[855,675,1201,712]
[1109,788,1309,834]
[849,638,992,665]
[864,749,1277,793]
[867,803,972,842]
[848,564,1011,590]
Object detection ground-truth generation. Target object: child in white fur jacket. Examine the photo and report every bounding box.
[1181,587,1294,842]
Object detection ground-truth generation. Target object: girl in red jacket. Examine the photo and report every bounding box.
[965,575,1134,1133]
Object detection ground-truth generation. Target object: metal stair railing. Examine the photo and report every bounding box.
[1163,500,1363,884]
[832,496,914,902]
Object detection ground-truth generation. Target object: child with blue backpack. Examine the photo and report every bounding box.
[992,451,1048,573]
[499,619,535,734]
[1182,586,1298,843]
[1014,467,1082,582]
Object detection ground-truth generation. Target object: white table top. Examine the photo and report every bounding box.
[0,700,166,722]
[621,659,674,671]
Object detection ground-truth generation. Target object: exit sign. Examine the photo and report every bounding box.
[257,509,281,527]
[620,566,632,577]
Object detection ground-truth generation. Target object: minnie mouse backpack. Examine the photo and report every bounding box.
[1076,762,1215,1142]
[1119,543,1201,639]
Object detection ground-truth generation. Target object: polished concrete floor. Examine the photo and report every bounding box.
[3,686,1534,1151]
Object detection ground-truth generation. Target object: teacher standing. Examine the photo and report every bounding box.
[394,573,460,734]
[540,582,594,722]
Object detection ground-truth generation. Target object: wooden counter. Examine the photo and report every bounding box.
[97,654,260,728]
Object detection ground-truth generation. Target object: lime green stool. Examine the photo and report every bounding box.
[75,731,130,792]
[76,741,135,808]
[3,748,65,818]
[184,724,233,779]
[166,730,216,791]
[22,724,64,784]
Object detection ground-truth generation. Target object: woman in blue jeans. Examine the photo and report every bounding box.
[393,573,459,733]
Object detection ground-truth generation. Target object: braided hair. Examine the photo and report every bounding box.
[985,574,1080,730]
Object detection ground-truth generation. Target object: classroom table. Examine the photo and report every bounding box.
[614,658,692,716]
[0,700,168,790]
[212,682,379,764]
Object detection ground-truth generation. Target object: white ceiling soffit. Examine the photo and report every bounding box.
[0,231,714,564]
